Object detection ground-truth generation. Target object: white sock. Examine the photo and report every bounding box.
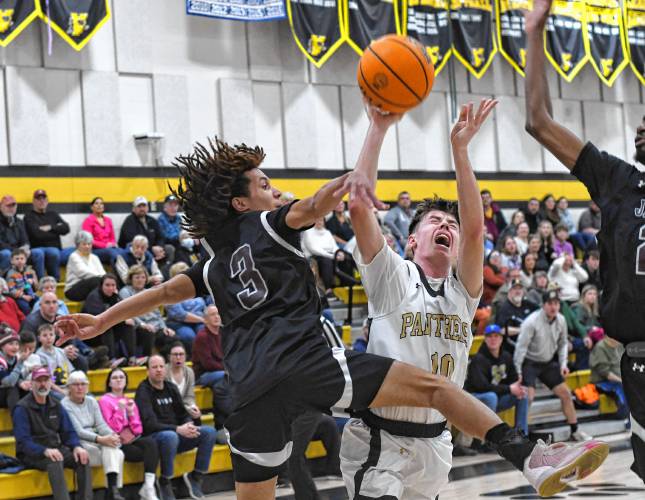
[144,473,156,488]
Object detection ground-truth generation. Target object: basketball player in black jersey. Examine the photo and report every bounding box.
[525,0,645,484]
[56,102,608,499]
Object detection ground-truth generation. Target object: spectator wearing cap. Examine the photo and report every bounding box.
[158,194,193,265]
[0,277,25,332]
[0,194,45,279]
[65,231,106,302]
[81,196,121,266]
[114,235,163,287]
[465,324,529,436]
[514,290,590,441]
[118,196,165,260]
[494,279,538,352]
[12,366,93,500]
[24,190,72,281]
[547,253,588,303]
[0,324,29,411]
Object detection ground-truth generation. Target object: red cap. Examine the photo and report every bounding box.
[31,367,51,380]
[33,189,47,199]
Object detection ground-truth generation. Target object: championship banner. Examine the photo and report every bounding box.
[286,0,345,67]
[496,0,531,77]
[0,0,41,47]
[345,0,400,55]
[584,0,628,86]
[39,0,110,51]
[450,0,497,79]
[186,0,286,21]
[625,0,645,85]
[544,0,589,82]
[402,0,452,75]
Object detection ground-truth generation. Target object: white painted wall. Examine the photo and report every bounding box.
[0,0,641,171]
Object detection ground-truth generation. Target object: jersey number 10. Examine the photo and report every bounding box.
[431,352,455,379]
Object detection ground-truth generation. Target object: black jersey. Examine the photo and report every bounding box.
[572,142,645,344]
[184,202,326,407]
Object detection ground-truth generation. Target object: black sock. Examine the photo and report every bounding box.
[191,470,203,482]
[570,423,578,434]
[107,472,117,488]
[485,423,536,472]
[159,476,171,485]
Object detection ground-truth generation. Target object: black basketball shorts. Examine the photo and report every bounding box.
[521,358,564,389]
[621,352,645,483]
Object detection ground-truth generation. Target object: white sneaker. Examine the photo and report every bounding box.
[139,484,160,500]
[571,429,592,442]
[523,439,609,497]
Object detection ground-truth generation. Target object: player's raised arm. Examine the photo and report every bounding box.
[524,0,584,169]
[451,100,497,298]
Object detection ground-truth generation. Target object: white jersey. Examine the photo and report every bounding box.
[354,240,480,425]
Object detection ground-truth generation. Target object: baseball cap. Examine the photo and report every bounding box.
[0,328,18,348]
[31,366,51,380]
[484,324,503,336]
[33,189,47,199]
[543,289,561,303]
[164,194,178,204]
[509,278,524,289]
[133,196,148,207]
[1,195,16,206]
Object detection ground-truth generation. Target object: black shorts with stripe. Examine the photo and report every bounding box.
[621,352,645,482]
[226,343,393,483]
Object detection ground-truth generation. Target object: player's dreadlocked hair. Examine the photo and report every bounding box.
[170,137,266,238]
[408,195,459,235]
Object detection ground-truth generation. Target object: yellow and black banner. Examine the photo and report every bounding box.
[345,0,400,55]
[286,0,346,67]
[625,0,645,85]
[402,0,452,75]
[496,0,531,77]
[0,0,41,47]
[449,0,497,79]
[545,0,589,81]
[584,0,628,86]
[39,0,110,51]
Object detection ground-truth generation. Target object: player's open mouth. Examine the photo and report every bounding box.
[435,234,450,248]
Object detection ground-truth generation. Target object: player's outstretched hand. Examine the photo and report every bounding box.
[54,314,104,346]
[524,0,553,33]
[450,98,498,151]
[364,99,403,130]
[334,170,388,211]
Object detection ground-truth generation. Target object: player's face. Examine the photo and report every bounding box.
[635,118,645,165]
[237,169,283,212]
[409,210,459,263]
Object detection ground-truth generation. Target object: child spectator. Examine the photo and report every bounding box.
[33,276,69,316]
[537,220,556,268]
[18,331,41,380]
[0,324,29,410]
[553,224,574,258]
[5,248,38,314]
[36,324,73,399]
[0,277,25,332]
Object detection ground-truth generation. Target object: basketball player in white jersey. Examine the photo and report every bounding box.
[340,99,503,499]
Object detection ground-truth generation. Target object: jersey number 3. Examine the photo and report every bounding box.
[230,244,268,310]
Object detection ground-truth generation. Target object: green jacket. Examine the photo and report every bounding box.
[590,339,624,383]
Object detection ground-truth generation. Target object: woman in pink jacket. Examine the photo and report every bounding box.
[82,197,122,265]
[99,368,160,500]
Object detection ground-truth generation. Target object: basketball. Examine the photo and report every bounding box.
[357,34,435,114]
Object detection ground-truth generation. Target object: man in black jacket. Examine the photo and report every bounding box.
[118,196,165,257]
[495,279,539,353]
[24,190,71,281]
[0,195,44,277]
[135,354,216,500]
[465,324,529,436]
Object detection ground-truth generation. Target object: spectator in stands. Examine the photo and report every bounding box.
[514,222,530,255]
[0,277,24,332]
[465,324,529,436]
[164,262,205,352]
[573,200,601,253]
[514,290,590,441]
[5,248,39,314]
[118,196,165,261]
[540,193,560,226]
[580,250,601,291]
[0,194,45,278]
[492,267,522,312]
[548,253,588,303]
[82,197,121,265]
[158,194,193,265]
[481,189,507,243]
[301,217,339,292]
[193,305,225,389]
[326,200,354,248]
[499,235,521,270]
[34,277,69,317]
[553,224,574,258]
[384,191,413,249]
[65,231,106,302]
[528,234,548,271]
[119,265,175,357]
[82,274,137,367]
[62,371,125,500]
[135,355,216,500]
[99,368,161,500]
[12,366,92,500]
[24,190,71,280]
[524,197,542,234]
[115,235,163,287]
[537,220,556,268]
[166,342,201,424]
[177,230,200,264]
[520,252,537,288]
[526,271,549,306]
[573,285,601,331]
[0,324,29,410]
[495,279,538,352]
[483,251,505,306]
[352,318,370,353]
[556,196,576,234]
[36,324,75,399]
[497,210,525,248]
[19,331,41,381]
[590,336,628,419]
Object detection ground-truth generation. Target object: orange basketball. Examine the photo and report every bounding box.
[357,34,435,114]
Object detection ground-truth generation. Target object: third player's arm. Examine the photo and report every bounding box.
[524,0,584,170]
[285,173,352,230]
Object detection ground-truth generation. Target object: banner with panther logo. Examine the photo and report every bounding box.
[287,0,346,67]
[345,0,401,55]
[496,0,531,77]
[402,0,452,75]
[0,0,41,47]
[625,0,645,85]
[186,0,286,21]
[584,0,628,86]
[39,0,110,51]
[450,0,497,79]
[545,0,589,82]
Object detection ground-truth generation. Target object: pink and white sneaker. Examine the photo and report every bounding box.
[523,439,609,497]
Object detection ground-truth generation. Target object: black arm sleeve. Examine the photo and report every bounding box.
[181,260,208,297]
[265,200,311,250]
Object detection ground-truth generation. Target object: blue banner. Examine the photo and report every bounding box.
[186,0,286,21]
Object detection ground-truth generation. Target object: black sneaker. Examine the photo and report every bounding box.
[183,472,205,499]
[158,479,176,500]
[452,443,478,457]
